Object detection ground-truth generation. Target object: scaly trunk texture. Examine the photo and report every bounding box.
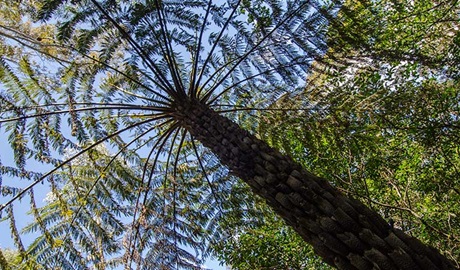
[173,98,457,270]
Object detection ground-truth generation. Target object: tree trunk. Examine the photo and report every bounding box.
[173,98,457,270]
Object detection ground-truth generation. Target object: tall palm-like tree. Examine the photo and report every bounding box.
[0,0,457,269]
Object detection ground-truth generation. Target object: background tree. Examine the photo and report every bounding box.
[0,248,21,269]
[254,0,460,267]
[214,204,331,269]
[0,0,458,269]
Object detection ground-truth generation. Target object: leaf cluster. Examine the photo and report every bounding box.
[256,0,460,266]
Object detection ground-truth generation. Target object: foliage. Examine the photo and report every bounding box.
[215,208,331,270]
[1,0,459,268]
[0,248,21,269]
[257,0,460,266]
[0,0,342,268]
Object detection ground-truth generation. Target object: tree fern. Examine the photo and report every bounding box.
[1,0,457,269]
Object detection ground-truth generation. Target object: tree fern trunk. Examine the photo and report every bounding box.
[173,99,457,270]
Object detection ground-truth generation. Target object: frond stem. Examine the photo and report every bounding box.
[153,0,186,97]
[194,0,243,92]
[0,117,158,212]
[207,57,312,104]
[190,138,223,211]
[89,0,178,99]
[201,2,312,104]
[126,122,181,268]
[1,106,171,124]
[59,117,170,256]
[189,0,213,99]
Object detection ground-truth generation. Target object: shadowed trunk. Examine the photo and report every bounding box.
[173,98,457,270]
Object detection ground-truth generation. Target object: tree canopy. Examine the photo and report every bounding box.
[0,0,459,269]
[252,0,460,267]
